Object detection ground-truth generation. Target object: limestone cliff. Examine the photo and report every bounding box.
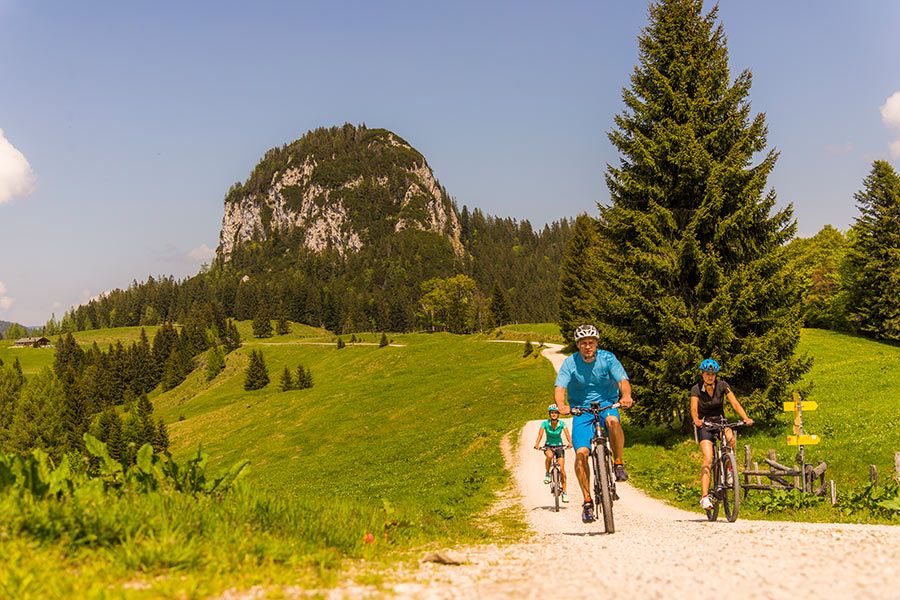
[217,124,462,261]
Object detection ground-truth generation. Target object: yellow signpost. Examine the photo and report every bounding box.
[787,434,821,446]
[784,393,823,492]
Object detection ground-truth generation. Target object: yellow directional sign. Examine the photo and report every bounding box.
[787,434,821,446]
[783,401,818,412]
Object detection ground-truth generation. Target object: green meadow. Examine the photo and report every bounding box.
[626,329,900,522]
[2,325,554,597]
[2,324,898,597]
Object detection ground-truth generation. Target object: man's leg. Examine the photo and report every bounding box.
[574,447,592,501]
[606,416,625,461]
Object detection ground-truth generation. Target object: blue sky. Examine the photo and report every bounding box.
[1,1,899,325]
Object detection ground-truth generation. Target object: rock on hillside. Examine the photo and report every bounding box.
[217,124,463,261]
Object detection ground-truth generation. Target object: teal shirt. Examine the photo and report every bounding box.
[541,419,566,446]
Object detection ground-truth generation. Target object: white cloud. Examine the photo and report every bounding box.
[881,91,900,129]
[881,91,900,157]
[188,244,216,263]
[0,281,14,312]
[0,129,36,204]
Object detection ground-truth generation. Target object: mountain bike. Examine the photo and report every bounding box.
[702,419,747,522]
[572,401,621,533]
[538,445,565,512]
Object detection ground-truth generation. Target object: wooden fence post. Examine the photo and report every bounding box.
[753,462,761,486]
[830,480,837,506]
[869,464,878,485]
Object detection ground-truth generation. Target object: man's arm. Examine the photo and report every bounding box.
[617,378,634,408]
[555,387,570,415]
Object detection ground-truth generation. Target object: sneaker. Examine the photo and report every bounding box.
[582,501,595,523]
[726,465,734,486]
[700,495,713,510]
[543,473,550,484]
[561,492,569,503]
[614,464,629,482]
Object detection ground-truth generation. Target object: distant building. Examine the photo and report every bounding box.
[14,337,51,348]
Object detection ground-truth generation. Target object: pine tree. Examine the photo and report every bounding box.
[244,350,269,390]
[558,214,602,342]
[223,319,242,353]
[9,368,66,457]
[592,0,808,425]
[155,418,170,453]
[94,407,125,463]
[842,161,900,340]
[252,304,273,338]
[488,282,512,328]
[379,332,389,348]
[206,344,225,381]
[296,364,313,389]
[336,337,345,349]
[279,366,294,391]
[523,340,534,358]
[276,315,290,336]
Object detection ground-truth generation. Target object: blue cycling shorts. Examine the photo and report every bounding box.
[571,405,621,451]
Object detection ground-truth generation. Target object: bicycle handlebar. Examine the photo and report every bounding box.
[701,419,748,430]
[570,401,622,417]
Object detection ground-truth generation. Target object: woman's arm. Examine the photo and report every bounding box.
[726,390,753,425]
[564,426,573,448]
[690,395,702,427]
[534,426,545,449]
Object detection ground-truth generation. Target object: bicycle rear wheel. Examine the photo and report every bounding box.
[596,449,615,533]
[551,466,561,512]
[722,449,740,522]
[706,447,720,522]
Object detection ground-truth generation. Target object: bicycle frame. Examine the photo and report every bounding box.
[702,419,746,522]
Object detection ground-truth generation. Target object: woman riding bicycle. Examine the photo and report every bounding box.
[534,403,573,504]
[690,358,753,511]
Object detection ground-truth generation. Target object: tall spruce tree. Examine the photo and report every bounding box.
[594,0,808,425]
[558,214,603,342]
[842,161,900,340]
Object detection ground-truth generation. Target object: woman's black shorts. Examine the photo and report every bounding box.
[546,445,565,458]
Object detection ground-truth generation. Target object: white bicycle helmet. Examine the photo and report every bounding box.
[573,324,599,342]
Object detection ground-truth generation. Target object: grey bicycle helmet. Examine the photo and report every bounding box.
[573,324,599,342]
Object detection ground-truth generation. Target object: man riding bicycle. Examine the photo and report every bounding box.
[554,324,633,523]
[690,358,753,511]
[533,403,573,504]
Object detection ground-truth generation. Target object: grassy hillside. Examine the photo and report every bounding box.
[2,326,554,596]
[488,323,566,344]
[626,328,900,522]
[155,331,552,515]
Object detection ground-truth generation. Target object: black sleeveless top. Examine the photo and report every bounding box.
[690,379,731,419]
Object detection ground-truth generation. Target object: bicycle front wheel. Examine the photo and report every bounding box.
[596,450,615,533]
[722,449,740,522]
[551,467,561,512]
[706,447,720,522]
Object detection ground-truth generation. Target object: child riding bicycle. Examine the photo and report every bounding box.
[690,358,753,511]
[534,404,573,503]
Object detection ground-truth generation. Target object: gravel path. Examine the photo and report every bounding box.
[377,343,900,599]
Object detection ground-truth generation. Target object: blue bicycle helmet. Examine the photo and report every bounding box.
[699,358,720,373]
[548,404,560,413]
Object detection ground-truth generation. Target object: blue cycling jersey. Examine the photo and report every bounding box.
[554,350,628,409]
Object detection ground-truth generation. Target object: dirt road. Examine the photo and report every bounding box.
[383,343,900,599]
